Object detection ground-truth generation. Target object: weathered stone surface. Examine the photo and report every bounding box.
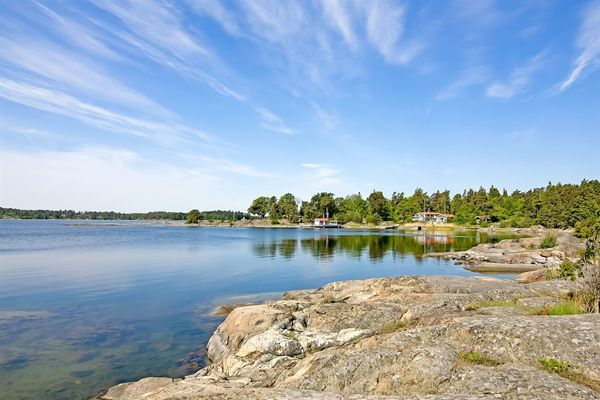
[101,376,499,399]
[236,329,304,359]
[516,268,553,283]
[443,364,599,399]
[99,271,599,400]
[465,262,541,273]
[207,304,289,366]
[99,377,176,400]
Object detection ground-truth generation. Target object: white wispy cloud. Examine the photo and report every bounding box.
[187,0,240,36]
[557,0,600,92]
[361,0,422,65]
[91,0,248,103]
[436,66,489,101]
[0,78,211,145]
[486,53,546,98]
[301,163,341,185]
[34,1,122,60]
[311,103,338,130]
[321,0,358,49]
[91,0,303,136]
[254,107,296,135]
[0,36,173,118]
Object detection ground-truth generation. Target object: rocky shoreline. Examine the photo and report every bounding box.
[96,231,600,400]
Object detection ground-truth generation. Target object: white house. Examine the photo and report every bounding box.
[412,212,454,224]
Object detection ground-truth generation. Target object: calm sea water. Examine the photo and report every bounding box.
[0,220,518,399]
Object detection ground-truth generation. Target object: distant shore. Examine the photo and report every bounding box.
[3,217,554,236]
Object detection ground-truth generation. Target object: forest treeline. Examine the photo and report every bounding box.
[0,208,249,222]
[3,180,599,233]
[248,180,600,231]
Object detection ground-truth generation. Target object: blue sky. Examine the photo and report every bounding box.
[0,0,599,212]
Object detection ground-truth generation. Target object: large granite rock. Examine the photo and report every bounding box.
[97,275,600,400]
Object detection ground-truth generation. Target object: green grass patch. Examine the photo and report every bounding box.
[459,351,502,367]
[539,234,557,249]
[530,300,585,316]
[377,320,407,334]
[539,357,572,374]
[547,301,585,315]
[538,357,600,391]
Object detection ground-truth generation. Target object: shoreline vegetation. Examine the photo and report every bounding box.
[3,179,599,235]
[97,227,600,400]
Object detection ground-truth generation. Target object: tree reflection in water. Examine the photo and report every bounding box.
[252,231,511,262]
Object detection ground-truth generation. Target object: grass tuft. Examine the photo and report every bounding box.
[546,301,585,315]
[459,351,502,367]
[322,294,335,304]
[377,320,407,334]
[539,357,572,374]
[466,299,518,311]
[539,234,558,249]
[529,300,585,316]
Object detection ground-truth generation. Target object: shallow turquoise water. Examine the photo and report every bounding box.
[0,220,517,399]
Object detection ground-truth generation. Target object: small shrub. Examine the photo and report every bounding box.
[539,234,557,249]
[378,320,407,334]
[459,351,502,367]
[526,243,536,250]
[322,294,335,304]
[557,261,582,281]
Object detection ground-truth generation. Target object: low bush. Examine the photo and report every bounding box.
[539,234,557,249]
[557,260,581,281]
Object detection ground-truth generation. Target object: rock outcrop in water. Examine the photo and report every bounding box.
[97,273,600,400]
[426,230,583,274]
